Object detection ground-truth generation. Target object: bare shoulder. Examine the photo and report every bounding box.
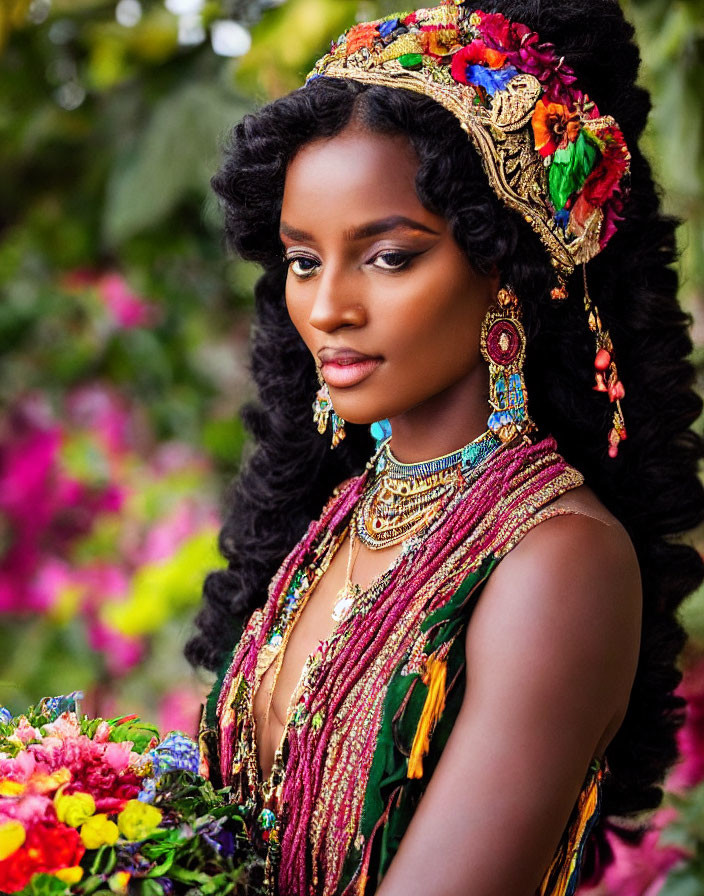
[465,483,642,742]
[483,483,641,620]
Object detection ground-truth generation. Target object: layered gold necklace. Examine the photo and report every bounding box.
[353,429,501,550]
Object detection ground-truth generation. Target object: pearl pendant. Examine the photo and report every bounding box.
[332,583,361,623]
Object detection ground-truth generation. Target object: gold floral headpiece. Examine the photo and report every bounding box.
[307,0,630,457]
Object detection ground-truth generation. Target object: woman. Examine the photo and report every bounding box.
[187,1,704,894]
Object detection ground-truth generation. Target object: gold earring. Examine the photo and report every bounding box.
[480,286,536,443]
[313,366,346,449]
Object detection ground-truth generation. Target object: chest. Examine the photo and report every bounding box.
[251,537,403,781]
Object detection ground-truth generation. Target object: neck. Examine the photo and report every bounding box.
[387,365,490,464]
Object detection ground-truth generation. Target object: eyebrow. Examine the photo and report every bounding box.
[279,215,440,242]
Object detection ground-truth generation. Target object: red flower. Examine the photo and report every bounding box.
[450,40,507,84]
[0,823,84,893]
[582,126,630,208]
[473,11,530,52]
[474,10,580,107]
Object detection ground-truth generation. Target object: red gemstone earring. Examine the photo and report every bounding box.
[480,286,537,444]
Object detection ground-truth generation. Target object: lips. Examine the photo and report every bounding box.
[318,348,382,388]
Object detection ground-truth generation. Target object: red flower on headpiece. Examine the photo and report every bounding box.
[450,39,507,83]
[581,126,630,207]
[472,11,530,52]
[474,10,580,107]
[569,126,629,245]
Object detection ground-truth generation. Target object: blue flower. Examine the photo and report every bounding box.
[148,731,200,779]
[379,18,399,38]
[42,692,83,720]
[0,707,12,725]
[554,207,571,231]
[465,64,518,96]
[138,778,157,803]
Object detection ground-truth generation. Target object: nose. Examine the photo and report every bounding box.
[307,262,367,333]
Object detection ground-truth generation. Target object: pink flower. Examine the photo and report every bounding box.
[66,385,134,458]
[88,619,144,677]
[14,719,41,745]
[669,659,704,791]
[475,10,580,106]
[0,398,125,614]
[159,689,203,738]
[0,793,55,827]
[98,273,152,329]
[589,811,689,896]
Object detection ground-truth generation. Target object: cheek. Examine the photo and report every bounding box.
[384,286,487,366]
[285,288,313,347]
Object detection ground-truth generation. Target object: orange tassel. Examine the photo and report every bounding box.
[407,653,447,780]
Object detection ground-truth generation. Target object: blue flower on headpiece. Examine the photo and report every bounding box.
[554,207,571,231]
[379,18,399,38]
[0,707,13,725]
[466,63,518,95]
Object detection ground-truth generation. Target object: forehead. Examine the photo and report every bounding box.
[281,127,439,230]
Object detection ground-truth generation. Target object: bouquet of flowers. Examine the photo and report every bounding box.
[0,694,263,895]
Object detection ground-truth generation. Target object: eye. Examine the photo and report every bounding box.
[372,251,415,271]
[286,255,319,279]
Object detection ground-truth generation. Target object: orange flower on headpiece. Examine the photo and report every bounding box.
[419,24,461,57]
[346,22,380,55]
[531,97,580,158]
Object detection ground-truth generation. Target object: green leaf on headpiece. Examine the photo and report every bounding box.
[399,53,423,70]
[548,130,599,211]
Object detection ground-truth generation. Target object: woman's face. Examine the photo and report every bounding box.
[280,124,498,429]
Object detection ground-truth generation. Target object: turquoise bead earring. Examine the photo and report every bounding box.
[370,419,392,449]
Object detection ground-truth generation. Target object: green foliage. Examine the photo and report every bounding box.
[622,0,704,301]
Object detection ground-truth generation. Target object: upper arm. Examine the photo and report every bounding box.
[376,514,642,896]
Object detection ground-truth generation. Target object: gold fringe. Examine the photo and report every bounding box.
[407,653,447,779]
[538,764,603,896]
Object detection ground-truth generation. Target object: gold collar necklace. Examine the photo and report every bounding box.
[353,429,502,550]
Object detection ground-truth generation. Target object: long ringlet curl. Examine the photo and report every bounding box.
[186,0,704,877]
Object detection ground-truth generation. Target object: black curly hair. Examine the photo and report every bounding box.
[186,0,704,876]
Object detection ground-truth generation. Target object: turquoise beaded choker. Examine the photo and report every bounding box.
[375,428,502,478]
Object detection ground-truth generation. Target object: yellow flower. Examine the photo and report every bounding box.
[109,870,132,894]
[0,821,26,861]
[0,779,25,797]
[117,800,162,841]
[54,866,84,884]
[80,813,119,849]
[54,788,96,827]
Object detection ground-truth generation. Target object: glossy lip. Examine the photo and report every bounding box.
[318,348,382,388]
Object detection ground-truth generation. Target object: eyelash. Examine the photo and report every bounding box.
[284,251,416,279]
